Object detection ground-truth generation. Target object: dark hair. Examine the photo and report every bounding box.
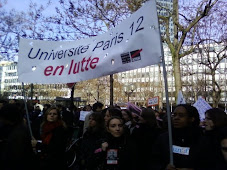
[107,107,122,118]
[92,102,104,112]
[218,126,227,143]
[41,107,66,128]
[0,103,23,125]
[106,116,124,128]
[121,109,133,121]
[141,108,157,127]
[175,104,200,127]
[205,108,227,128]
[88,112,105,131]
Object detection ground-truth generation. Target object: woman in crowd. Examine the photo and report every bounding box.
[32,106,68,170]
[199,108,227,169]
[132,108,160,170]
[215,127,227,169]
[86,116,137,170]
[79,112,106,169]
[152,104,204,170]
[121,109,133,127]
[104,107,122,126]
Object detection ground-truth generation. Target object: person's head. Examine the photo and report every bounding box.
[0,99,7,110]
[43,107,61,123]
[172,104,200,129]
[9,99,17,104]
[104,107,122,125]
[92,102,104,112]
[204,108,227,131]
[88,112,104,130]
[121,109,133,122]
[139,108,157,127]
[0,103,23,125]
[218,127,227,162]
[84,105,92,111]
[106,116,124,138]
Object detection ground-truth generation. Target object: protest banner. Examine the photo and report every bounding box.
[147,96,159,106]
[176,90,186,105]
[79,111,91,121]
[193,97,212,121]
[18,0,161,84]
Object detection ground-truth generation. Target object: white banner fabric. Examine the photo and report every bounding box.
[18,0,161,84]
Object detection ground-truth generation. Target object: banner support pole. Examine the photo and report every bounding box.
[22,82,33,138]
[154,0,173,165]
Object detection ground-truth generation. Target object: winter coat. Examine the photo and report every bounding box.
[131,123,161,170]
[39,125,68,170]
[79,127,106,169]
[0,122,38,170]
[152,126,205,169]
[86,133,137,170]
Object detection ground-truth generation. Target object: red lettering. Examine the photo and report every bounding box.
[53,65,64,75]
[90,57,99,69]
[68,60,74,75]
[44,66,53,76]
[85,57,91,70]
[81,57,86,72]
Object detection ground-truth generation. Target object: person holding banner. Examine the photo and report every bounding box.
[32,107,68,170]
[0,103,38,170]
[152,104,204,170]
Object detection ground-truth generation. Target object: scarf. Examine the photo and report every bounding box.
[41,121,63,145]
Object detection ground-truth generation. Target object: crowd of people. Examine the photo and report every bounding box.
[0,99,227,170]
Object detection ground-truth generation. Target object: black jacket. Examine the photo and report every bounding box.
[152,126,205,169]
[39,126,68,170]
[0,122,38,170]
[86,133,137,170]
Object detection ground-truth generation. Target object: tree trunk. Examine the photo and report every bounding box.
[172,54,182,102]
[211,71,221,108]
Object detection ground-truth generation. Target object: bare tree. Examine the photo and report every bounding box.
[158,0,224,100]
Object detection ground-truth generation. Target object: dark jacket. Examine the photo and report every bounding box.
[152,126,204,169]
[0,122,38,170]
[39,126,68,170]
[86,133,137,170]
[79,127,106,169]
[131,123,161,170]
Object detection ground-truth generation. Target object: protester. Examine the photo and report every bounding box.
[216,127,227,169]
[198,108,227,169]
[152,104,203,169]
[104,107,122,126]
[86,116,137,170]
[0,103,38,170]
[83,102,103,134]
[57,104,74,128]
[32,106,68,170]
[132,108,160,170]
[121,109,133,127]
[79,112,106,169]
